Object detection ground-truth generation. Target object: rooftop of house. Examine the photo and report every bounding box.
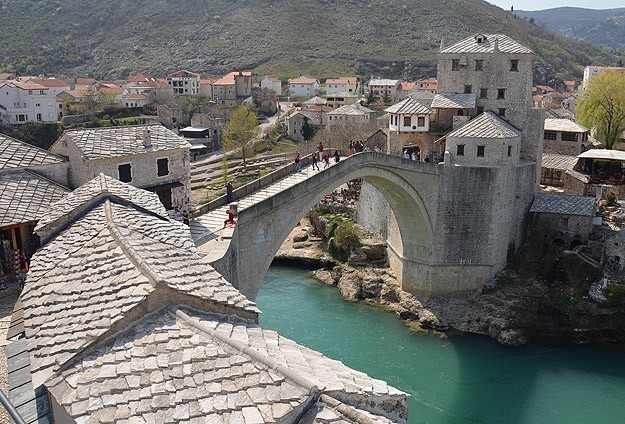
[368,79,399,86]
[398,81,416,91]
[542,152,580,171]
[301,105,333,113]
[9,174,406,423]
[25,78,71,88]
[59,88,94,99]
[431,93,476,109]
[530,192,595,216]
[125,73,153,82]
[440,33,532,55]
[0,133,66,170]
[166,70,200,78]
[0,81,49,91]
[302,96,327,105]
[0,170,69,228]
[324,91,357,98]
[385,98,433,115]
[59,124,190,160]
[212,71,251,86]
[287,76,319,85]
[544,119,588,133]
[327,103,374,116]
[325,77,356,85]
[447,111,521,139]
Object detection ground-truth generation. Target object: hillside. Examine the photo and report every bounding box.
[0,0,622,83]
[516,7,625,51]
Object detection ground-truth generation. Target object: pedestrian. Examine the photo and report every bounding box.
[226,181,233,203]
[403,150,410,160]
[182,210,190,225]
[348,140,353,156]
[294,152,302,172]
[318,141,324,161]
[324,152,330,168]
[411,151,417,161]
[312,153,320,170]
[224,209,235,228]
[334,150,340,163]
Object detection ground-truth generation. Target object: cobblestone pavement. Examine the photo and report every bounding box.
[0,292,18,424]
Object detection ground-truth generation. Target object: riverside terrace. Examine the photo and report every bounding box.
[6,174,407,423]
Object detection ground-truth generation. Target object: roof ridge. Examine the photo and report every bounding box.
[173,307,322,395]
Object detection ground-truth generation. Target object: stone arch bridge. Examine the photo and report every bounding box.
[205,152,537,301]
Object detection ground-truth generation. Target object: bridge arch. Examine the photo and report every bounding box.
[218,153,440,301]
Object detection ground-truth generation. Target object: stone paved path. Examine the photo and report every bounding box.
[190,162,329,259]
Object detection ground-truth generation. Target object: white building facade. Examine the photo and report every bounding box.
[0,81,61,124]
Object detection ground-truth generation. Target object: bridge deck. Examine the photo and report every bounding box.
[190,162,330,259]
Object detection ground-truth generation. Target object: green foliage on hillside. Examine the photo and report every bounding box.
[0,0,622,83]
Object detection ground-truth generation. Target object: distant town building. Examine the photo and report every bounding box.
[260,76,282,95]
[325,77,357,95]
[543,118,591,156]
[212,71,253,106]
[0,80,61,124]
[582,65,625,90]
[367,78,400,102]
[324,91,358,109]
[166,70,201,96]
[326,103,375,126]
[287,76,320,98]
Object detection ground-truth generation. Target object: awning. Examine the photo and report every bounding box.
[577,150,625,161]
[190,144,208,150]
[144,181,184,192]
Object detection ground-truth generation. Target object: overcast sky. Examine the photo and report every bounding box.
[486,0,624,11]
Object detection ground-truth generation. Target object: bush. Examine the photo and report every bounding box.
[605,284,625,307]
[606,191,618,207]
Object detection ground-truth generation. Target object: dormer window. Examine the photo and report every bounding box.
[475,34,487,44]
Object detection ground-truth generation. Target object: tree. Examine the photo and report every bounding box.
[577,71,625,150]
[222,106,258,167]
[301,116,314,142]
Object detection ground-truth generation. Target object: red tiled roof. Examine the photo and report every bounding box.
[26,78,70,88]
[125,73,153,82]
[325,77,356,85]
[536,85,555,92]
[166,70,200,78]
[0,81,49,91]
[288,77,318,85]
[399,81,415,91]
[213,71,252,86]
[564,80,576,86]
[74,77,97,85]
[302,105,332,113]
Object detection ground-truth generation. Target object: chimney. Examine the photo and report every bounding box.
[142,128,152,150]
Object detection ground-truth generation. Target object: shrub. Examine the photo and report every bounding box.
[605,284,625,307]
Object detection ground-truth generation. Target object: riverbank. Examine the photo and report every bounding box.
[276,218,625,347]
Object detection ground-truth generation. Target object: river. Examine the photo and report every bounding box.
[256,265,625,424]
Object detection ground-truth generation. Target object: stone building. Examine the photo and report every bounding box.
[326,103,375,126]
[0,134,69,283]
[367,79,400,102]
[6,175,407,423]
[543,118,590,156]
[384,97,437,156]
[165,70,201,96]
[529,192,595,249]
[49,124,191,211]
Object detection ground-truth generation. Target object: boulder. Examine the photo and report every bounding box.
[293,231,309,242]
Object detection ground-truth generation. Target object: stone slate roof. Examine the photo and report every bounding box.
[447,111,521,139]
[0,170,70,227]
[44,307,404,423]
[36,173,168,235]
[62,124,190,160]
[23,175,258,388]
[440,34,533,54]
[327,103,374,116]
[0,133,66,170]
[432,93,476,109]
[544,118,588,133]
[384,98,433,115]
[530,193,595,216]
[542,153,579,171]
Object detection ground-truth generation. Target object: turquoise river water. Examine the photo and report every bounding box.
[256,265,625,424]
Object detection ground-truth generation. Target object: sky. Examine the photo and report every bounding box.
[486,1,624,11]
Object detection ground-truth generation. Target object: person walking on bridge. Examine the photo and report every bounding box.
[317,142,324,161]
[294,152,302,172]
[311,153,320,171]
[323,152,330,169]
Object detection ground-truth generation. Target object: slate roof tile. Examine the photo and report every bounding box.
[0,170,69,227]
[530,192,595,216]
[440,34,533,54]
[0,133,66,170]
[63,125,190,160]
[384,98,433,115]
[447,111,521,139]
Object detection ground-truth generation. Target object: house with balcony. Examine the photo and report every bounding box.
[166,70,201,96]
[49,125,192,211]
[324,91,358,109]
[0,81,61,124]
[367,79,400,103]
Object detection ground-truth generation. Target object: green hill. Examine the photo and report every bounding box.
[516,7,625,52]
[0,0,622,83]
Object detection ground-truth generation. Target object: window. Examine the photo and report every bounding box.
[118,164,132,183]
[475,60,484,71]
[562,132,578,142]
[477,146,485,157]
[36,113,42,121]
[457,144,465,156]
[452,59,460,71]
[479,88,488,99]
[16,114,27,122]
[417,116,425,126]
[544,130,557,140]
[35,103,41,107]
[157,158,169,176]
[498,108,506,117]
[464,85,472,94]
[403,116,411,126]
[510,60,519,72]
[508,145,512,157]
[497,88,506,99]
